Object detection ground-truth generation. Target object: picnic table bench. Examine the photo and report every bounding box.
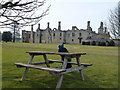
[14,51,92,89]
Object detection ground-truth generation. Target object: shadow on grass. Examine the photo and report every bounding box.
[12,71,99,88]
[2,71,118,90]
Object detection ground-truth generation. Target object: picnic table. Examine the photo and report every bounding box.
[14,51,92,89]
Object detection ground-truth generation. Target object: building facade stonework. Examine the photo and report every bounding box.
[22,21,110,44]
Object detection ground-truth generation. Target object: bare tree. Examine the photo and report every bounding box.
[0,0,50,28]
[0,0,50,42]
[108,1,120,39]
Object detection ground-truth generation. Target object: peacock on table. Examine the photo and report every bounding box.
[58,43,72,68]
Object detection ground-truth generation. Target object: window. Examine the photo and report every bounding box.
[79,33,82,37]
[68,33,70,37]
[53,33,55,39]
[29,34,30,38]
[72,33,75,37]
[53,33,55,37]
[60,33,62,36]
[37,34,39,36]
[72,39,74,42]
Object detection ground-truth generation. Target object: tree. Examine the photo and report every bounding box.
[108,1,120,39]
[0,0,50,28]
[91,41,96,45]
[11,21,20,42]
[107,40,115,46]
[98,42,106,46]
[2,31,12,42]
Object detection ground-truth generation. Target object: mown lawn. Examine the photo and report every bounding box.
[2,42,118,89]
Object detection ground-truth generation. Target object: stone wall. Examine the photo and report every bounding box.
[22,21,110,44]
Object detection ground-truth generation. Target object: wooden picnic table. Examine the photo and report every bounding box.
[15,51,92,89]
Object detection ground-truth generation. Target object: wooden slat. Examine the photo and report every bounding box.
[26,51,86,56]
[60,65,87,74]
[31,62,46,65]
[48,59,92,66]
[14,63,66,73]
[31,61,54,65]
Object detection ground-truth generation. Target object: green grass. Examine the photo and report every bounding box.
[2,42,118,88]
[0,42,2,89]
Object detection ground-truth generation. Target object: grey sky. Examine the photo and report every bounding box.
[0,0,119,34]
[39,0,119,33]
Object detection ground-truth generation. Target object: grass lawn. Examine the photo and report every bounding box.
[2,42,118,89]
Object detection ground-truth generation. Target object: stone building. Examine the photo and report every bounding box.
[22,21,110,44]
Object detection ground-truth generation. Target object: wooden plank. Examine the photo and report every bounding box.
[60,65,87,74]
[43,54,50,67]
[48,59,92,66]
[31,62,46,65]
[76,55,85,81]
[56,56,68,89]
[14,63,66,73]
[56,75,63,89]
[26,51,86,56]
[48,59,63,63]
[21,55,34,80]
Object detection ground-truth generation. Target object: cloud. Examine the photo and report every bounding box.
[52,0,119,3]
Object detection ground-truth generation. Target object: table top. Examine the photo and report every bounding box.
[26,51,86,56]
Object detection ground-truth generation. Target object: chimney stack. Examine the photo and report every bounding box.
[58,21,61,30]
[38,24,40,29]
[47,22,50,28]
[31,25,33,31]
[87,21,90,27]
[100,22,103,28]
[104,27,107,33]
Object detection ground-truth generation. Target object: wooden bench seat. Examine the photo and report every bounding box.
[14,63,66,73]
[48,59,92,66]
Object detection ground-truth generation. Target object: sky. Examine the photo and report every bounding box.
[0,0,119,34]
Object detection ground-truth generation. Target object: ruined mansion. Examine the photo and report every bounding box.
[22,21,110,44]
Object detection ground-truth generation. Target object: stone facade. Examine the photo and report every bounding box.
[22,21,110,44]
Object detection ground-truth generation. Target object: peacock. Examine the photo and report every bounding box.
[58,43,72,68]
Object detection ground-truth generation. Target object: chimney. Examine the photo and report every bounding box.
[47,22,50,28]
[58,21,61,30]
[87,21,90,27]
[100,22,103,28]
[72,26,76,30]
[38,24,40,29]
[31,25,33,31]
[104,27,107,33]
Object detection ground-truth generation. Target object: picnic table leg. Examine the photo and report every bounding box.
[76,55,85,81]
[56,56,68,89]
[21,55,34,80]
[43,54,50,67]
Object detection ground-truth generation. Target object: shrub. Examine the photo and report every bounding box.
[82,41,85,45]
[2,31,12,42]
[107,40,115,46]
[98,42,106,46]
[82,41,90,45]
[86,41,90,45]
[91,41,96,45]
